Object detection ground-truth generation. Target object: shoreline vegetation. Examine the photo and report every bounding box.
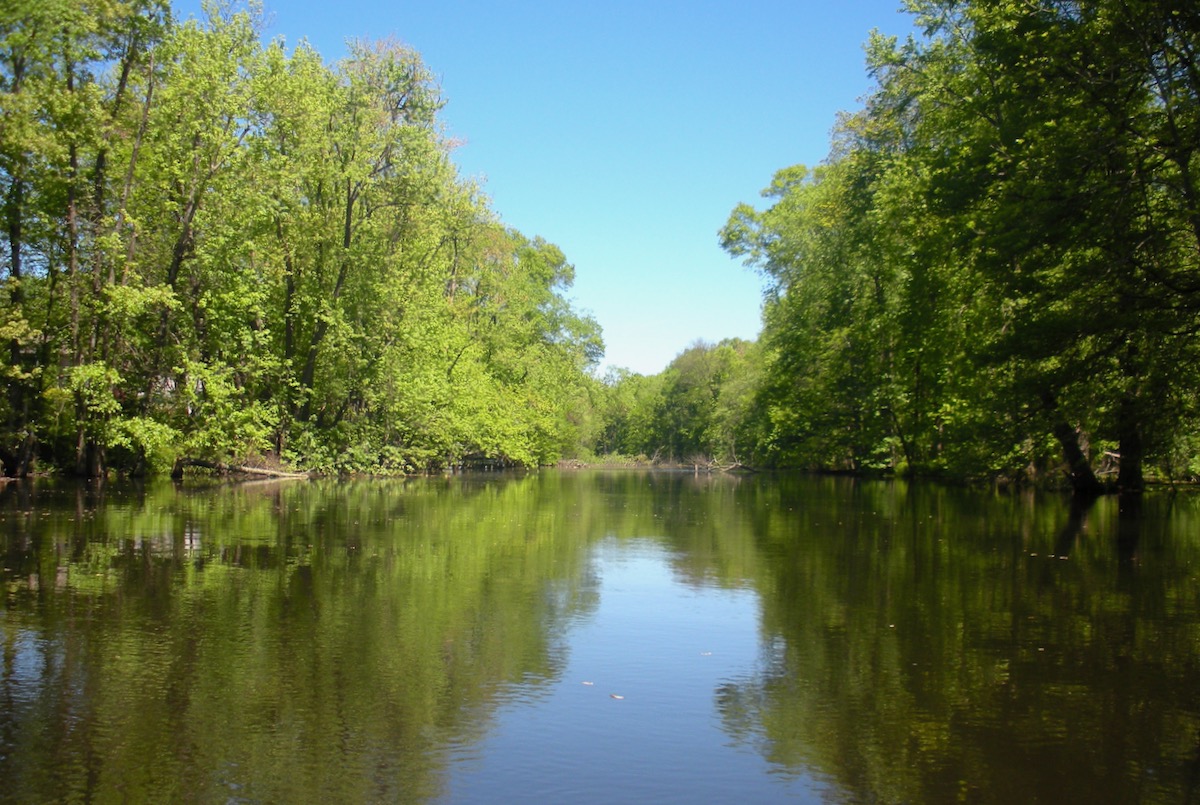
[3,2,1199,493]
[556,456,754,474]
[105,457,1200,497]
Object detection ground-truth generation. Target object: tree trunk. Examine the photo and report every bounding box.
[1042,392,1103,494]
[1116,393,1144,492]
[6,177,26,429]
[1050,420,1104,494]
[74,431,105,478]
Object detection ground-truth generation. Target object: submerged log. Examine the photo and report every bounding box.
[171,458,308,480]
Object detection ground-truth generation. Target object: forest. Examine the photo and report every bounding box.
[603,0,1200,491]
[1,0,603,477]
[3,0,1199,489]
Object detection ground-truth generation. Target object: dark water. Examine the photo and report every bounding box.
[2,472,1199,803]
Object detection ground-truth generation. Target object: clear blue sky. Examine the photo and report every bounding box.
[174,1,915,375]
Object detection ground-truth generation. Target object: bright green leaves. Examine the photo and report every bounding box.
[0,0,170,474]
[433,226,604,466]
[0,4,603,476]
[590,339,757,466]
[243,39,600,472]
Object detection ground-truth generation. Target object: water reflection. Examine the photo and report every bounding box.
[716,479,1200,804]
[2,474,1199,803]
[2,475,600,802]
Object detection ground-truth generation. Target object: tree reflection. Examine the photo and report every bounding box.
[715,479,1200,804]
[3,475,1200,803]
[0,474,601,803]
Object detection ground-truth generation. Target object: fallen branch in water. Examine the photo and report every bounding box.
[171,458,309,480]
[687,456,756,474]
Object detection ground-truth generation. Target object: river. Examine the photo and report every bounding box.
[2,471,1198,803]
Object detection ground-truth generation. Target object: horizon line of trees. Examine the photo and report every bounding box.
[1,0,603,478]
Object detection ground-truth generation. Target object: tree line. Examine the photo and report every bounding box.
[1,1,602,477]
[6,0,1198,487]
[594,0,1200,491]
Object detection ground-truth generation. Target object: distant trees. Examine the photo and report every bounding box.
[590,338,758,465]
[0,3,601,476]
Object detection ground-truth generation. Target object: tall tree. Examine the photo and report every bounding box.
[0,0,168,475]
[722,0,1200,487]
[1,3,606,477]
[883,0,1200,489]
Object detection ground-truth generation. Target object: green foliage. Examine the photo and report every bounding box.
[590,339,758,465]
[106,415,181,473]
[711,0,1200,484]
[0,3,602,476]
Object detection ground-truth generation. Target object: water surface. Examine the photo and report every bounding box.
[2,472,1198,802]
